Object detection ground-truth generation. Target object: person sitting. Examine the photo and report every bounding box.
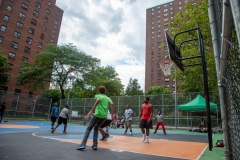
[199,118,206,132]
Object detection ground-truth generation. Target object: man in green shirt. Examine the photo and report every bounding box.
[77,86,114,150]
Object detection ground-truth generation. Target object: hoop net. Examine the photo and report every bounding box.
[159,60,173,76]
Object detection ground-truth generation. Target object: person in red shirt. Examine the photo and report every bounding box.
[139,97,153,143]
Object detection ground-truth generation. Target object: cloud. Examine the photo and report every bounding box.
[56,0,172,91]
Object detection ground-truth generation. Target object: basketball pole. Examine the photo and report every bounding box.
[174,65,177,130]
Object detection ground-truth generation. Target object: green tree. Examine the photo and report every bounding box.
[74,65,124,98]
[0,52,12,87]
[125,78,143,96]
[18,43,100,99]
[169,0,218,92]
[41,89,61,104]
[145,86,171,95]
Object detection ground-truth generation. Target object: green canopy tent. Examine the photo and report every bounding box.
[178,95,220,129]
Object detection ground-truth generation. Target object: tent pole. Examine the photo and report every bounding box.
[191,112,192,130]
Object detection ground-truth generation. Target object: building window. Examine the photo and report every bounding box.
[164,9,168,12]
[152,26,154,30]
[170,7,173,10]
[152,8,154,11]
[24,46,30,54]
[9,0,14,2]
[48,1,52,6]
[4,15,9,22]
[158,56,161,60]
[51,40,54,43]
[44,17,48,22]
[55,21,57,24]
[14,31,21,39]
[22,57,28,63]
[7,5,12,12]
[46,9,50,15]
[53,30,56,33]
[158,35,161,38]
[11,41,18,49]
[7,63,13,71]
[158,79,161,83]
[40,34,44,40]
[42,25,46,31]
[164,4,167,7]
[165,79,170,82]
[0,36,3,43]
[38,42,42,48]
[157,20,160,23]
[151,74,154,78]
[152,22,154,25]
[8,52,16,59]
[19,12,26,19]
[151,46,154,50]
[179,7,182,10]
[171,12,173,14]
[152,13,154,15]
[33,10,39,17]
[151,36,154,39]
[54,26,57,29]
[35,2,41,8]
[165,85,170,88]
[151,57,154,60]
[31,19,37,25]
[170,3,172,5]
[179,2,182,4]
[16,21,23,28]
[21,3,28,10]
[151,68,154,72]
[151,51,154,55]
[1,26,7,32]
[158,73,161,77]
[158,50,160,54]
[158,25,160,28]
[151,31,154,34]
[26,37,33,44]
[14,89,21,94]
[173,84,175,88]
[29,28,35,34]
[164,14,168,16]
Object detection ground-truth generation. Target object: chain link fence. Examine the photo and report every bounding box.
[211,0,240,159]
[0,91,52,120]
[59,91,220,128]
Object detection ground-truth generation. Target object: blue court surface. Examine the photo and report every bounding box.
[0,120,212,160]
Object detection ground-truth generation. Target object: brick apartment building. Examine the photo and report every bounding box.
[145,0,199,92]
[0,0,63,96]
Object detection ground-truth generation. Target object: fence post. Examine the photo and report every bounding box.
[84,98,86,115]
[32,95,38,119]
[14,93,20,118]
[69,98,72,122]
[48,98,52,120]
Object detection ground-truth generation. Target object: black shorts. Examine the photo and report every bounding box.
[51,116,57,123]
[57,116,67,125]
[139,119,153,129]
[100,120,112,128]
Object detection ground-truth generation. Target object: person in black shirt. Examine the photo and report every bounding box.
[0,102,6,124]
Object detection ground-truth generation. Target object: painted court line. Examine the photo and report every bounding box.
[33,133,207,160]
[0,124,39,129]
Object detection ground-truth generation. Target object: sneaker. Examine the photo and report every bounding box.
[164,132,167,135]
[105,133,110,138]
[123,132,127,135]
[142,135,146,142]
[144,138,149,143]
[63,131,67,134]
[51,129,55,133]
[129,132,132,135]
[92,144,97,150]
[153,131,156,134]
[76,143,86,150]
[99,137,105,141]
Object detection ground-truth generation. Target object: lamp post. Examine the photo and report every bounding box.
[174,66,177,129]
[67,74,74,104]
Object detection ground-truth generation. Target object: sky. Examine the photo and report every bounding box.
[55,0,172,91]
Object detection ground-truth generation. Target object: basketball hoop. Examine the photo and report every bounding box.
[159,60,173,76]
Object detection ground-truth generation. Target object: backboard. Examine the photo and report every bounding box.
[165,32,184,73]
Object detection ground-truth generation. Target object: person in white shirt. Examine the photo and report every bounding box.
[153,111,166,135]
[52,104,69,134]
[98,110,112,141]
[123,104,133,135]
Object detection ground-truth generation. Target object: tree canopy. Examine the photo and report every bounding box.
[125,78,143,96]
[18,43,100,99]
[74,65,124,98]
[0,51,12,87]
[145,86,171,95]
[169,0,218,92]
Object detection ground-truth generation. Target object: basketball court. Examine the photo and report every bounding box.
[0,121,210,160]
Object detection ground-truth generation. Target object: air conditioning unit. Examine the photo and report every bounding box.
[14,46,17,49]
